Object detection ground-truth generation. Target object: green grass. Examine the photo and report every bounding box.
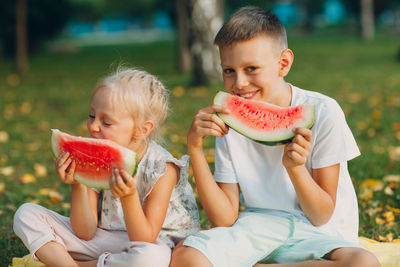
[1,33,400,265]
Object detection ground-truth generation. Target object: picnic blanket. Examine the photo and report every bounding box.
[9,237,400,267]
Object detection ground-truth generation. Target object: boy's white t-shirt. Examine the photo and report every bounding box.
[214,85,360,243]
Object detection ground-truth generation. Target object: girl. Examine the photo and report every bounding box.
[13,67,200,267]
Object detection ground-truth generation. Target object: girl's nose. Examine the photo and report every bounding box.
[87,119,100,133]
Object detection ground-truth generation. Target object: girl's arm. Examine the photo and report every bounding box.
[70,184,99,240]
[55,151,99,240]
[110,163,179,243]
[187,105,240,227]
[283,127,339,226]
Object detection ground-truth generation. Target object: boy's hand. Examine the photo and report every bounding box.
[282,127,312,168]
[110,169,138,198]
[55,151,77,184]
[187,105,230,151]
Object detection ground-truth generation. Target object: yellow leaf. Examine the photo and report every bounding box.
[34,163,48,177]
[388,146,400,161]
[347,92,362,103]
[0,166,15,176]
[359,179,384,191]
[39,188,51,195]
[0,182,5,194]
[383,211,395,222]
[7,73,20,87]
[375,217,385,225]
[386,205,400,214]
[0,131,9,143]
[172,86,185,98]
[20,173,36,184]
[359,189,373,200]
[384,186,394,195]
[383,175,400,183]
[19,101,33,114]
[49,190,63,203]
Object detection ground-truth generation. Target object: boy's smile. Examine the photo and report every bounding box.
[219,34,293,107]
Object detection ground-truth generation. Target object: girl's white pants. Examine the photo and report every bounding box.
[13,203,171,267]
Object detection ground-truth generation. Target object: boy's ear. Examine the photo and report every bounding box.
[278,48,294,78]
[134,120,154,140]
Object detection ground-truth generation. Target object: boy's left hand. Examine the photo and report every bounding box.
[282,127,312,168]
[109,169,138,198]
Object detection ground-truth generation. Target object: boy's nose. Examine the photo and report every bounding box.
[235,73,249,89]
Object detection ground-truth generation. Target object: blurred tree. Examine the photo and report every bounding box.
[16,0,28,74]
[176,0,191,73]
[189,0,224,85]
[361,0,374,41]
[343,0,398,39]
[0,0,72,62]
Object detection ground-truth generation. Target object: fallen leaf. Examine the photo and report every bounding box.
[20,173,36,184]
[0,166,15,176]
[0,182,5,194]
[383,175,400,183]
[172,86,185,98]
[0,131,9,143]
[34,163,48,177]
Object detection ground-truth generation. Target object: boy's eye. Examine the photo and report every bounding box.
[223,68,234,74]
[88,114,95,119]
[246,66,256,72]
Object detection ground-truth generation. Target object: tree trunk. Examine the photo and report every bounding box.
[16,0,28,74]
[177,0,192,73]
[189,0,223,85]
[361,0,374,41]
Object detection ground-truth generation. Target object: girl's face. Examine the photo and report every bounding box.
[87,88,138,151]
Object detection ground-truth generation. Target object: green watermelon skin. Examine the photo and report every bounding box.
[213,91,315,146]
[51,129,138,189]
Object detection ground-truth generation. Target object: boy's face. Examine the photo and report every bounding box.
[87,88,137,150]
[219,34,287,104]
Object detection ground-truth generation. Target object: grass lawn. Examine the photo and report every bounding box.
[1,33,400,265]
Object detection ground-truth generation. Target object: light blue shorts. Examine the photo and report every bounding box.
[183,209,362,267]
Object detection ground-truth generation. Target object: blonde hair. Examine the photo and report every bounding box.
[92,67,169,142]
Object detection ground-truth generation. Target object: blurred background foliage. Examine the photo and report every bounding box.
[1,0,400,266]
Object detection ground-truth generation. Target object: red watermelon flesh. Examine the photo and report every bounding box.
[51,129,137,189]
[214,91,315,145]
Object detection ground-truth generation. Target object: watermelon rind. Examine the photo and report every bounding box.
[213,91,315,146]
[51,129,138,189]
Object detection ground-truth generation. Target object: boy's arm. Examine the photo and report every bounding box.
[283,127,339,226]
[188,105,240,227]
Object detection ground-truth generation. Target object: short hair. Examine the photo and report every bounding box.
[214,6,287,49]
[92,67,169,142]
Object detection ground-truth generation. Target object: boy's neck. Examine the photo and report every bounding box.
[270,82,292,107]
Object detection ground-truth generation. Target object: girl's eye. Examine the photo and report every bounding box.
[102,119,112,126]
[88,114,95,119]
[246,66,256,72]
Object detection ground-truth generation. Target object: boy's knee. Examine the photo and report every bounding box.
[336,248,381,267]
[170,245,212,267]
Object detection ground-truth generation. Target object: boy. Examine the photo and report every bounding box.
[170,6,380,267]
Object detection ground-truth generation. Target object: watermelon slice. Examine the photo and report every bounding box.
[51,129,138,189]
[214,91,315,145]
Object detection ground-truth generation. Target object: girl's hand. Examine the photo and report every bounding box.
[187,105,230,151]
[282,127,312,169]
[110,169,138,198]
[55,151,77,184]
